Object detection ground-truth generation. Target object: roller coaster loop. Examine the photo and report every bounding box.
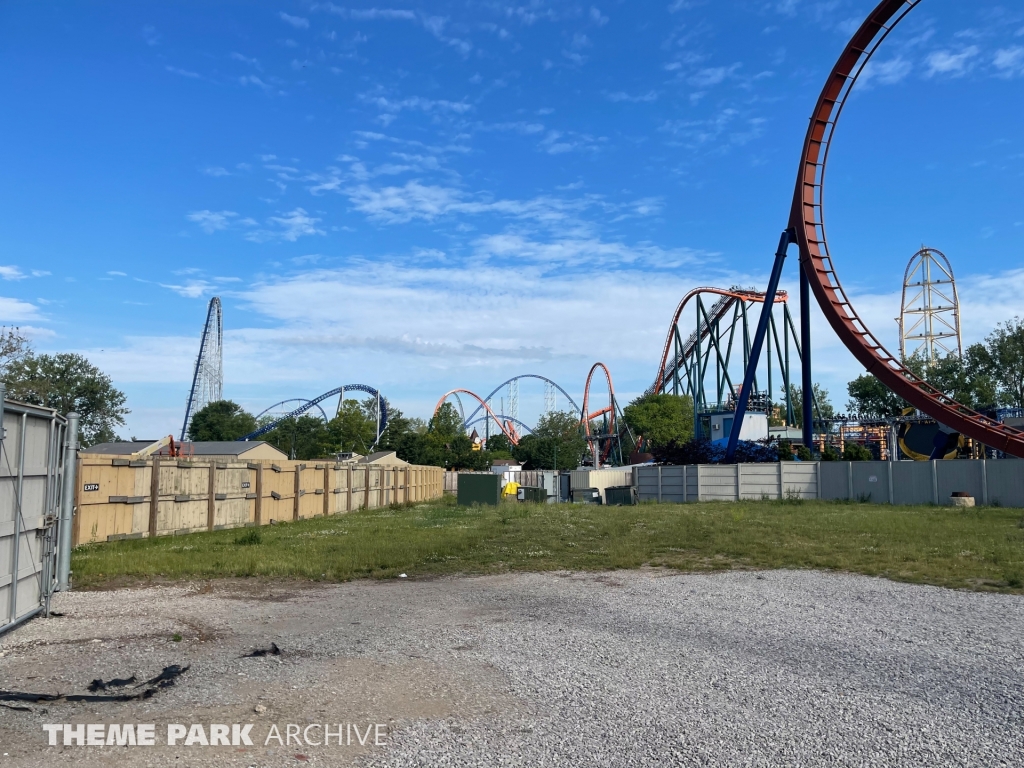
[785,0,1024,457]
[239,384,388,443]
[462,375,583,428]
[434,389,522,445]
[581,362,625,465]
[254,399,329,424]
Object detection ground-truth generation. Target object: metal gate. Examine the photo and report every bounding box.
[1,386,76,636]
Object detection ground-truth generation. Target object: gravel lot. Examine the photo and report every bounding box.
[1,569,1022,767]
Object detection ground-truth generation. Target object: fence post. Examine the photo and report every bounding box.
[323,465,331,516]
[293,466,301,521]
[346,465,353,512]
[682,465,687,502]
[847,462,853,500]
[56,412,79,592]
[931,460,939,505]
[149,456,161,538]
[778,462,784,500]
[207,462,216,531]
[696,464,702,502]
[255,464,263,525]
[980,459,988,506]
[657,466,662,503]
[887,461,894,505]
[735,463,742,501]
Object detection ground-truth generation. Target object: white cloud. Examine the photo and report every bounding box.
[993,46,1024,77]
[589,7,608,25]
[186,210,238,233]
[538,130,604,155]
[661,108,765,150]
[859,56,912,87]
[202,166,232,177]
[0,266,26,280]
[142,25,161,46]
[362,94,473,117]
[688,63,741,88]
[107,271,127,277]
[231,52,260,68]
[606,90,658,103]
[319,5,418,21]
[0,296,41,322]
[925,46,979,77]
[245,208,326,242]
[343,181,602,225]
[165,65,201,79]
[159,280,217,299]
[279,12,309,29]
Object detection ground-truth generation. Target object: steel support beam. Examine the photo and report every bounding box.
[726,229,793,462]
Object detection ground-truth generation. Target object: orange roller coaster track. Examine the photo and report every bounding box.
[791,0,1024,457]
[581,362,621,464]
[433,389,521,445]
[651,287,787,396]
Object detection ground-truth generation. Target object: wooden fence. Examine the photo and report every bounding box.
[73,457,444,545]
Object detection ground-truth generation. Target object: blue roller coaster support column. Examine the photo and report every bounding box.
[800,257,814,452]
[726,228,794,462]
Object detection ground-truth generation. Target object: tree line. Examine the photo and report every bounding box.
[0,327,128,446]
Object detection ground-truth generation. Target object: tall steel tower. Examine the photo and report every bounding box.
[898,247,962,365]
[181,297,224,440]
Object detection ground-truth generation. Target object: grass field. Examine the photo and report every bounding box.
[71,496,1024,593]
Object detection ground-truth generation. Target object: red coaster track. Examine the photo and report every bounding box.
[793,0,1024,457]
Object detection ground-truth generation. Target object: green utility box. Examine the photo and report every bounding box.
[605,485,638,506]
[571,487,602,505]
[457,473,502,506]
[516,486,548,503]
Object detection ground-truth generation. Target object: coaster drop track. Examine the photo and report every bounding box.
[753,0,1024,457]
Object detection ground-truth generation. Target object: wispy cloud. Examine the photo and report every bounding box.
[165,65,202,79]
[186,210,238,233]
[360,93,471,124]
[925,46,980,77]
[231,52,261,69]
[993,46,1024,77]
[142,24,161,46]
[605,90,658,103]
[688,63,741,88]
[245,208,326,242]
[0,266,48,281]
[859,56,912,88]
[202,166,232,177]
[0,296,42,322]
[279,12,310,29]
[159,280,217,299]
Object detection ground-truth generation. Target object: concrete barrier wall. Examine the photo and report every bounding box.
[74,457,444,544]
[635,463,818,502]
[637,459,1024,507]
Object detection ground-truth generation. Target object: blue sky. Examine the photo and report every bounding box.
[1,0,1022,437]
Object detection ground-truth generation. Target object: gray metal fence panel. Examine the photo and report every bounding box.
[659,466,687,502]
[850,461,891,504]
[619,459,1020,507]
[1,398,68,636]
[891,461,932,505]
[987,460,1024,508]
[818,462,849,500]
[935,460,985,504]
